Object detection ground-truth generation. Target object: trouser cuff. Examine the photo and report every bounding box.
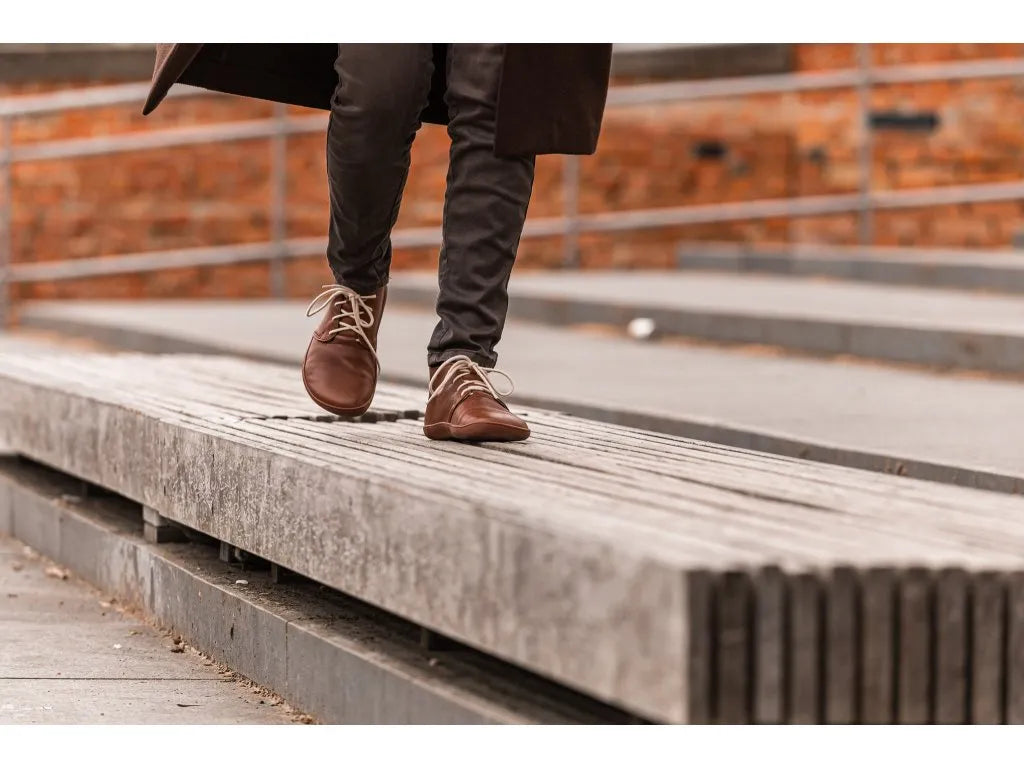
[427,349,497,371]
[328,272,389,296]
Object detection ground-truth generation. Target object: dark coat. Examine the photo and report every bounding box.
[143,44,613,156]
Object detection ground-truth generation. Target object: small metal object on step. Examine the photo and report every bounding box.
[627,317,657,341]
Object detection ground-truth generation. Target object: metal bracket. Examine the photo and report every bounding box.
[219,541,269,571]
[142,505,189,544]
[270,563,294,584]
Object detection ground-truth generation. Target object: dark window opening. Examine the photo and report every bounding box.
[693,140,728,160]
[869,111,941,133]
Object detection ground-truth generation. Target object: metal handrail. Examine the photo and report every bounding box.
[2,114,326,164]
[0,82,211,119]
[605,56,1024,107]
[3,47,1024,322]
[14,179,1024,283]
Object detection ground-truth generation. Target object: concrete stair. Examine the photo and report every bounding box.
[382,270,1024,375]
[4,348,1024,723]
[676,242,1024,293]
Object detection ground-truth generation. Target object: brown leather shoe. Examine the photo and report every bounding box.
[423,355,530,442]
[302,283,387,417]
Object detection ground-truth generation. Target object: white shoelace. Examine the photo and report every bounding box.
[306,284,379,370]
[427,355,515,404]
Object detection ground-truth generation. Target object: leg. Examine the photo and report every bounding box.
[304,45,434,417]
[326,44,434,293]
[427,44,536,369]
[421,45,534,442]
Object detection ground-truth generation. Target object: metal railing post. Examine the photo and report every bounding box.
[269,102,288,299]
[562,155,581,268]
[856,43,875,245]
[0,116,12,327]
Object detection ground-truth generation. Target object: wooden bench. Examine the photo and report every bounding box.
[2,350,1024,723]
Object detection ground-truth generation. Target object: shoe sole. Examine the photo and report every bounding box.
[423,421,530,442]
[301,370,374,419]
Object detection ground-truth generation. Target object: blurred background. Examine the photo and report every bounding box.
[3,43,1024,314]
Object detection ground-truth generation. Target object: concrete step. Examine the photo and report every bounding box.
[15,304,1024,495]
[5,351,1024,723]
[0,519,300,724]
[0,458,627,724]
[677,242,1024,294]
[382,271,1024,374]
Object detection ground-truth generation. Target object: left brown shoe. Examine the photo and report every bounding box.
[423,355,530,442]
[301,283,386,417]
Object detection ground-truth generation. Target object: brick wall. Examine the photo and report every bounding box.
[5,43,1024,303]
[791,44,1024,247]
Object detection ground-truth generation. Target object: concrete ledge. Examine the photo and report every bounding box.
[6,352,1024,722]
[383,272,1024,375]
[677,242,1024,294]
[0,457,630,724]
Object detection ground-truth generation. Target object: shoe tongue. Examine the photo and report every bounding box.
[432,361,485,391]
[457,362,488,384]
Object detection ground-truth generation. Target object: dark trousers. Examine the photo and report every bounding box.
[326,44,536,369]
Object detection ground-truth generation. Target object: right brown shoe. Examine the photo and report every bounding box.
[302,283,387,417]
[423,356,530,442]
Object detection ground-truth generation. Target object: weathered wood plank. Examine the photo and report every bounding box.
[970,571,1006,724]
[753,566,785,724]
[897,568,933,724]
[860,568,896,724]
[933,569,968,725]
[824,567,858,724]
[787,572,822,724]
[715,571,752,724]
[685,570,715,724]
[1007,573,1024,724]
